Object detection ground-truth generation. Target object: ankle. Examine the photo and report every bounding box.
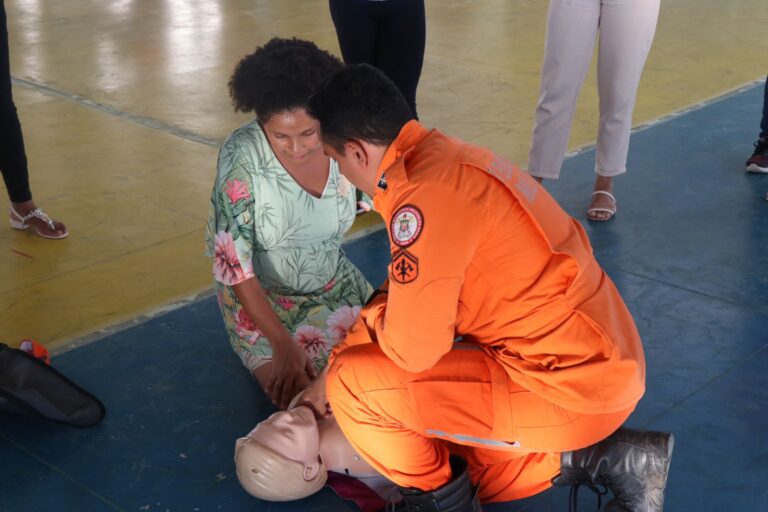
[11,200,37,216]
[593,176,614,192]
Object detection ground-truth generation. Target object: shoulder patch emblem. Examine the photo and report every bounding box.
[391,249,419,284]
[390,205,424,247]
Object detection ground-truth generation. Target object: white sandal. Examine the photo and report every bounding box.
[9,205,69,239]
[587,190,617,222]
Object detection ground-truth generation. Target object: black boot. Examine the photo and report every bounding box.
[553,427,674,512]
[394,455,481,512]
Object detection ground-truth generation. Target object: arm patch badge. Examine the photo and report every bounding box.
[391,249,419,284]
[390,205,423,247]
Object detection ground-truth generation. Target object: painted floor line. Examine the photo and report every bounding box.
[639,342,768,430]
[11,75,221,149]
[49,77,765,356]
[0,431,128,512]
[13,72,764,167]
[56,225,387,355]
[616,266,768,318]
[52,286,215,357]
[563,77,765,160]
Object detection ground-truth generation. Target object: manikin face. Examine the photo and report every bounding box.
[234,405,327,499]
[262,109,323,163]
[245,405,320,466]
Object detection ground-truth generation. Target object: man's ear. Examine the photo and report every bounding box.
[303,460,322,481]
[344,140,368,168]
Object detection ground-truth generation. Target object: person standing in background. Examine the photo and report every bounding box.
[528,0,660,222]
[745,75,767,174]
[1,0,67,239]
[329,0,425,118]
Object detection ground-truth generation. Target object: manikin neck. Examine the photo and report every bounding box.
[317,417,379,478]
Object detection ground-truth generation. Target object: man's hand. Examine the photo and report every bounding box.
[265,337,316,409]
[295,367,331,418]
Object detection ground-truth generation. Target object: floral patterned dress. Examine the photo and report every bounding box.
[205,120,373,374]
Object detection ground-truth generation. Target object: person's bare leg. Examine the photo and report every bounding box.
[587,175,616,221]
[10,199,67,238]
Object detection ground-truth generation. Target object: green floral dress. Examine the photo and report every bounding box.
[204,120,373,374]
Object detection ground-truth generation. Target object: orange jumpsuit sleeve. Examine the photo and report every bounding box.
[338,289,388,348]
[374,184,484,373]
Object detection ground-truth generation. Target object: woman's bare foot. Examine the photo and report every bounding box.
[587,176,617,222]
[10,200,68,239]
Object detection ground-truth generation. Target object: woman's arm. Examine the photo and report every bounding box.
[233,277,316,409]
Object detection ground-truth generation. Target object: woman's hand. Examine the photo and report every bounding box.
[265,337,317,409]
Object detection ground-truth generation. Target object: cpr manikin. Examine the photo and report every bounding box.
[234,400,381,501]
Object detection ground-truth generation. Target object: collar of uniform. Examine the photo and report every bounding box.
[373,120,429,198]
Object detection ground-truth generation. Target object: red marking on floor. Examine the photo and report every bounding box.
[10,249,34,260]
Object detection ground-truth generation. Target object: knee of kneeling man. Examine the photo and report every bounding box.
[327,345,381,394]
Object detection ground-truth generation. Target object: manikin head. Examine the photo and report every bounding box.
[235,393,380,502]
[234,404,327,501]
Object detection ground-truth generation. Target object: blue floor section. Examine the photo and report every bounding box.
[2,83,767,511]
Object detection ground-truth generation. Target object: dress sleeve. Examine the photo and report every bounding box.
[206,138,258,286]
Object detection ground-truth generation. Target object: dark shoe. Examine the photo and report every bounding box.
[553,427,674,512]
[394,455,481,512]
[746,137,768,173]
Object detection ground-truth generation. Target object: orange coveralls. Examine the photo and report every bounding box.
[326,120,646,502]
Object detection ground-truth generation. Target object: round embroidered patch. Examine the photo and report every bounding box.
[390,205,423,247]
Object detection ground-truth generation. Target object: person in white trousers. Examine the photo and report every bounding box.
[528,0,660,221]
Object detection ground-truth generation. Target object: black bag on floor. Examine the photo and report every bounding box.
[0,343,105,427]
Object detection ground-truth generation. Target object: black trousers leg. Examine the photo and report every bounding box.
[0,0,32,203]
[330,0,380,72]
[374,0,425,119]
[329,0,425,118]
[760,75,767,138]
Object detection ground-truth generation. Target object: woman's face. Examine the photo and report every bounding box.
[245,405,320,465]
[262,109,323,164]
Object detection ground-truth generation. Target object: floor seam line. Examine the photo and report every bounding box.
[0,430,128,511]
[11,75,221,149]
[639,342,768,429]
[51,226,386,355]
[614,267,768,317]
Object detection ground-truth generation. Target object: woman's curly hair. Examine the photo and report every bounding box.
[229,38,343,122]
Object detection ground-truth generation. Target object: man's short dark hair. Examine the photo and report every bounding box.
[308,64,415,152]
[229,38,343,123]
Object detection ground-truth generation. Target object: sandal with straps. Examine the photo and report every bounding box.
[9,204,69,239]
[586,190,617,222]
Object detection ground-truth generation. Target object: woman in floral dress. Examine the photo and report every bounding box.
[205,38,373,408]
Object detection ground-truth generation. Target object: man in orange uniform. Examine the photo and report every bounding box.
[302,64,674,512]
